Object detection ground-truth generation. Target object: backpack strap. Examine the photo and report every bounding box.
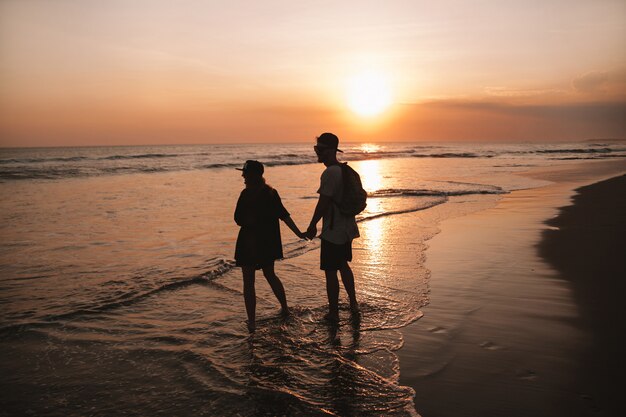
[328,163,344,230]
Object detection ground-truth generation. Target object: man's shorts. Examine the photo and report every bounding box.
[320,239,353,271]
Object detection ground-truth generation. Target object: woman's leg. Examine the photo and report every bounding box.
[242,266,256,331]
[261,263,288,313]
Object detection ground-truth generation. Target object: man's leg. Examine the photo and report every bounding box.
[325,269,340,321]
[241,266,256,331]
[261,262,289,314]
[339,262,359,312]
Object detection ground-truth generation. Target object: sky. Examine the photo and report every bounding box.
[1,0,625,147]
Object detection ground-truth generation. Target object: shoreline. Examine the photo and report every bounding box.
[538,174,625,416]
[397,160,626,417]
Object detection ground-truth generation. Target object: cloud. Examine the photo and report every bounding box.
[483,87,565,99]
[393,98,626,141]
[427,99,625,119]
[572,67,626,95]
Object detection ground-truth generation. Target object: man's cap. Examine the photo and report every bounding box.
[316,132,343,153]
[236,160,264,175]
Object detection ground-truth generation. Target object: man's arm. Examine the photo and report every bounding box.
[306,194,332,239]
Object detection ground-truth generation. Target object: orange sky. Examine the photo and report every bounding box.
[1,0,625,147]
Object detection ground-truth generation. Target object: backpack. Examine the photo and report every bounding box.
[336,163,367,216]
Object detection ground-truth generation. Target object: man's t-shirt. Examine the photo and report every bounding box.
[317,164,360,244]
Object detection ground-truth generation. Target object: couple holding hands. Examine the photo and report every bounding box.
[234,133,361,332]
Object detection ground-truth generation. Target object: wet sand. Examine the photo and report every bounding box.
[397,160,626,417]
[539,174,626,416]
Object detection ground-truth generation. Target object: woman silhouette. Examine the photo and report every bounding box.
[234,160,304,332]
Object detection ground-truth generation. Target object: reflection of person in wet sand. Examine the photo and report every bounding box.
[234,160,304,332]
[326,318,361,416]
[306,133,361,322]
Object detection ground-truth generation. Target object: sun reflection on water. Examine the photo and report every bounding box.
[358,159,382,192]
[356,159,384,218]
[355,158,387,259]
[358,143,382,154]
[361,217,385,259]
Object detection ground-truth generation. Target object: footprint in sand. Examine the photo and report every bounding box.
[515,369,537,380]
[580,394,602,412]
[428,326,447,334]
[479,341,503,350]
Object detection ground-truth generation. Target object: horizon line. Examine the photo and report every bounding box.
[2,137,625,150]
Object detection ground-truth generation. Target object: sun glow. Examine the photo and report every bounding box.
[346,71,392,117]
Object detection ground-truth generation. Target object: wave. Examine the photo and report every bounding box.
[359,198,448,222]
[0,168,85,180]
[0,183,472,333]
[264,159,315,167]
[496,147,625,157]
[413,152,482,158]
[0,153,182,165]
[200,163,240,169]
[534,147,612,154]
[100,153,180,160]
[0,259,237,335]
[0,166,171,180]
[2,143,625,181]
[17,300,421,416]
[272,196,451,262]
[369,186,505,198]
[100,166,170,174]
[0,156,89,165]
[550,154,626,160]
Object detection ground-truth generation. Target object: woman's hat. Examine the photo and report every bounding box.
[236,160,264,175]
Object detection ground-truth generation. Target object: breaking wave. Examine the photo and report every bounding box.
[2,142,624,181]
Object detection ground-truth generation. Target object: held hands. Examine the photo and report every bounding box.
[305,224,317,240]
[289,220,317,240]
[284,216,311,240]
[294,229,314,240]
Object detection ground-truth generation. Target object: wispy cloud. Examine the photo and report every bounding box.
[572,66,626,95]
[482,87,566,99]
[421,99,626,126]
[393,98,626,141]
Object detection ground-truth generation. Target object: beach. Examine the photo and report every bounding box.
[2,0,625,414]
[398,160,626,417]
[1,143,625,416]
[539,173,626,416]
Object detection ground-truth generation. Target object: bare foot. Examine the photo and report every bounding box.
[246,320,256,333]
[323,311,339,324]
[350,301,360,314]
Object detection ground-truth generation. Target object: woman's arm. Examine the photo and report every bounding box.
[281,215,305,239]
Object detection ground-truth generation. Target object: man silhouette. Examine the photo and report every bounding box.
[306,133,360,322]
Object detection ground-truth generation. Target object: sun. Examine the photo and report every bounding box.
[346,71,392,117]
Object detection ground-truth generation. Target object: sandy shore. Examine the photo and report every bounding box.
[539,174,625,416]
[397,160,626,417]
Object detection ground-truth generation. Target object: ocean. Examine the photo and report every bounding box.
[1,141,624,416]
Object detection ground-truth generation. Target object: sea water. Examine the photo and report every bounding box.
[1,141,624,416]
